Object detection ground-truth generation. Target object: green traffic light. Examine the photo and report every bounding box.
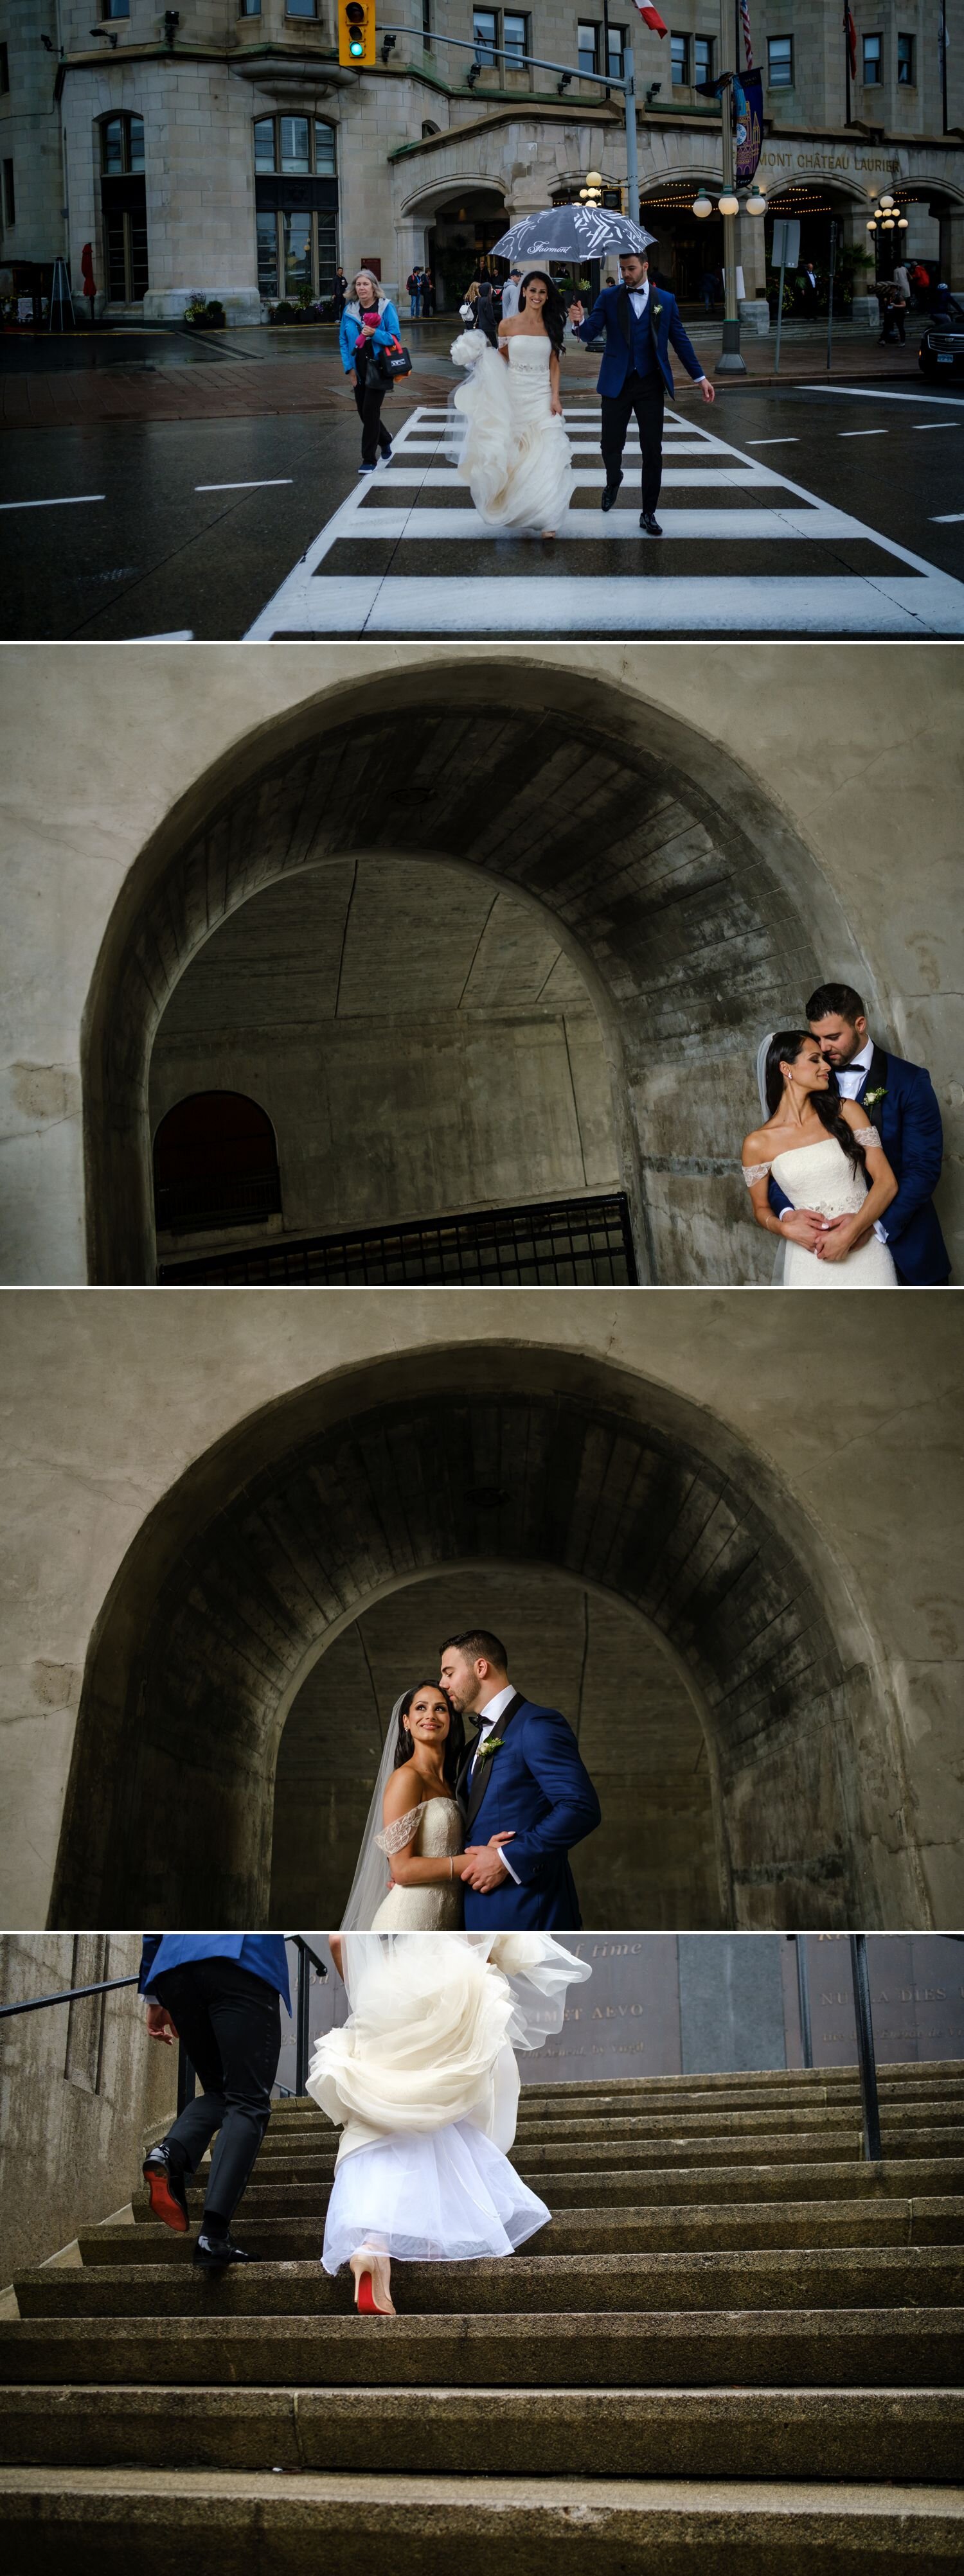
[350,35,363,50]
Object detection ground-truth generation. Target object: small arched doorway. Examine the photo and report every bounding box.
[152,1091,281,1246]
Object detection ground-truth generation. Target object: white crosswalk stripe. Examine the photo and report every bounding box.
[245,400,964,639]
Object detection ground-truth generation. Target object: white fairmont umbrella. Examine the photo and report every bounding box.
[492,206,657,264]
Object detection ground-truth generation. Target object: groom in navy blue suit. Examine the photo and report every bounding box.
[568,250,714,533]
[440,1629,601,1932]
[769,981,950,1284]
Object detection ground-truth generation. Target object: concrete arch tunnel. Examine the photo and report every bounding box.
[50,1339,900,1936]
[81,657,879,1286]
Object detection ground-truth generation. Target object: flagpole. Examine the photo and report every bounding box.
[941,0,949,136]
[844,6,852,125]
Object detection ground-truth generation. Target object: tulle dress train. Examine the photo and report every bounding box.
[449,330,574,534]
[306,1932,590,2272]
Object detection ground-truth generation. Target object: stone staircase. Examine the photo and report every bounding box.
[1,2061,963,2570]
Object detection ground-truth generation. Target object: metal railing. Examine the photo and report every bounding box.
[158,1191,638,1286]
[790,1932,880,2159]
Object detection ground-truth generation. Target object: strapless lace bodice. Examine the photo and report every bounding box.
[768,1136,870,1219]
[371,1795,463,1929]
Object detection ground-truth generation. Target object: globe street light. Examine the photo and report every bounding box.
[692,190,713,220]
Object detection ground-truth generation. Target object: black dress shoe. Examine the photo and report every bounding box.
[142,2144,189,2234]
[601,478,622,511]
[193,2232,254,2270]
[639,511,663,536]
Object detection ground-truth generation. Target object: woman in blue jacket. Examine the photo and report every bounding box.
[339,269,402,474]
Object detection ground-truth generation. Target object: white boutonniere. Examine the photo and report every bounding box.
[654,303,663,317]
[864,1086,886,1108]
[476,1736,504,1762]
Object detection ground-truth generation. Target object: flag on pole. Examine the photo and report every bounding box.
[634,5,668,34]
[739,3,753,73]
[846,7,857,76]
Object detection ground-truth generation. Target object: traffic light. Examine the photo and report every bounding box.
[339,1,375,66]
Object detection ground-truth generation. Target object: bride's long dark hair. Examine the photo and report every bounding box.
[764,1030,870,1178]
[518,269,567,359]
[393,1681,465,1786]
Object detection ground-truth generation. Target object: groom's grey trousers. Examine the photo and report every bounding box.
[152,1956,281,2229]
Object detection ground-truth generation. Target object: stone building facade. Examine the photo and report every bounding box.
[1,0,961,319]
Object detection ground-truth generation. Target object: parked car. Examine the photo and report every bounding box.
[918,307,964,378]
[917,292,963,376]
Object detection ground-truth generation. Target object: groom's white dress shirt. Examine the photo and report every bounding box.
[833,1036,875,1100]
[469,1681,521,1882]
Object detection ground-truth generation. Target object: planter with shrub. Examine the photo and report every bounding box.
[183,297,227,330]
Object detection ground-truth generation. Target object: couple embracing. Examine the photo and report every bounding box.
[742,980,950,1286]
[341,1627,601,1934]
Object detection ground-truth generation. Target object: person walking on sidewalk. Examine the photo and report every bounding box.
[139,1935,290,2270]
[339,269,402,475]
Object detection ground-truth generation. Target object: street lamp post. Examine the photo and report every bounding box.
[716,1,746,374]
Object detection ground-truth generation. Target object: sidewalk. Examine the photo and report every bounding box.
[0,317,930,432]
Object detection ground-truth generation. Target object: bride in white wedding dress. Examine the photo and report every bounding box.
[742,1030,898,1287]
[449,270,574,538]
[307,1930,591,2314]
[339,1680,513,1933]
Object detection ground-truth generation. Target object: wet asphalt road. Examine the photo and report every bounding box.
[1,375,962,640]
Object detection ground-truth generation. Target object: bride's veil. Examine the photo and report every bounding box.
[339,1692,407,1932]
[756,1030,786,1285]
[756,1032,772,1118]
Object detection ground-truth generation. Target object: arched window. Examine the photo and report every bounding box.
[99,113,147,303]
[153,1093,281,1235]
[100,114,143,175]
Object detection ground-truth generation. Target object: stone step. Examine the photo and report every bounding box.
[515,2127,964,2170]
[126,2153,964,2222]
[2,2383,963,2482]
[78,2194,964,2266]
[267,2062,964,2113]
[261,2095,964,2149]
[1,2309,960,2389]
[163,2126,964,2188]
[524,2158,964,2209]
[17,2247,964,2322]
[2,2466,963,2573]
[508,2104,964,2140]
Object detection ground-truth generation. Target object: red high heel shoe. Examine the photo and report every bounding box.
[350,2246,395,2316]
